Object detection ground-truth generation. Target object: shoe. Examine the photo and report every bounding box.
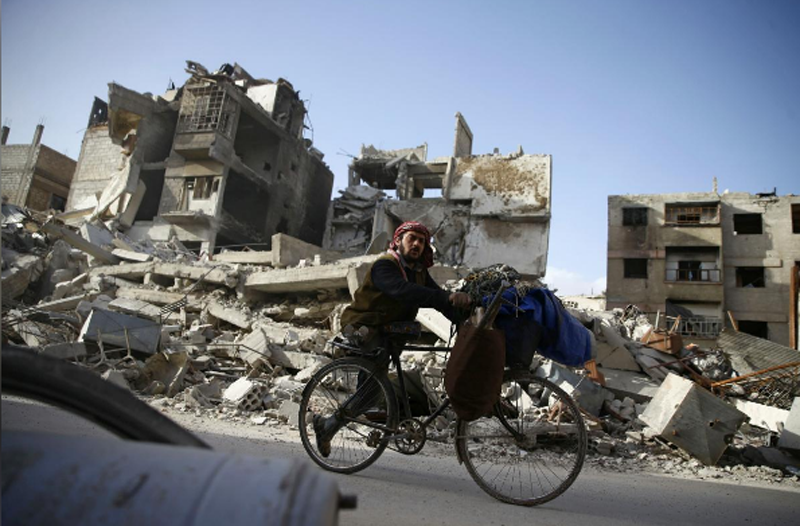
[313,413,341,458]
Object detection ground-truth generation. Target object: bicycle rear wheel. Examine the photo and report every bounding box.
[455,371,587,506]
[299,357,398,474]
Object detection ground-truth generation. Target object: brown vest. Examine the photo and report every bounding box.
[341,254,427,329]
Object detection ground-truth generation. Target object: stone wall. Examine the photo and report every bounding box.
[67,126,123,209]
[1,144,37,205]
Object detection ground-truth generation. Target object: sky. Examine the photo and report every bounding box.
[3,0,799,295]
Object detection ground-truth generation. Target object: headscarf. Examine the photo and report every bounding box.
[388,221,434,271]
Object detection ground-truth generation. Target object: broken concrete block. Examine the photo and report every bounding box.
[598,367,661,403]
[215,250,274,265]
[535,362,608,416]
[778,397,800,451]
[39,222,119,265]
[107,297,174,322]
[36,292,100,312]
[596,320,640,372]
[235,326,272,367]
[111,248,152,262]
[271,233,338,268]
[278,400,301,427]
[1,254,45,300]
[269,349,330,371]
[78,309,161,355]
[153,262,238,288]
[136,351,189,397]
[246,264,354,294]
[640,373,748,465]
[731,399,790,433]
[206,301,251,329]
[223,378,268,411]
[115,287,202,310]
[416,308,453,342]
[40,342,88,360]
[102,370,130,390]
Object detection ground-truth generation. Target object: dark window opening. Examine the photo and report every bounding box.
[48,194,67,212]
[233,111,280,176]
[221,170,269,238]
[738,320,768,339]
[135,169,165,221]
[733,213,763,235]
[736,267,765,288]
[88,97,109,127]
[623,207,648,226]
[624,259,648,279]
[792,204,800,234]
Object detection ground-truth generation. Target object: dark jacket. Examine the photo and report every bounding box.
[341,254,453,329]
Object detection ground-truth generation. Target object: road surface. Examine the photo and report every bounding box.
[3,396,797,526]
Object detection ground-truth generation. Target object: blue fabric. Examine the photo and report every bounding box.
[490,287,592,367]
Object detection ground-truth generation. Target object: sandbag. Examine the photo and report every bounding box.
[444,324,506,421]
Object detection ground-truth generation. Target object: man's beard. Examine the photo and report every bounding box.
[400,246,421,262]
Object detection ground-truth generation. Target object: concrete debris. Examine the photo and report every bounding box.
[778,398,800,451]
[223,378,268,411]
[640,373,748,465]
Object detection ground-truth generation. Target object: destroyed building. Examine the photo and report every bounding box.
[1,125,77,212]
[324,113,552,277]
[65,61,334,254]
[607,191,800,348]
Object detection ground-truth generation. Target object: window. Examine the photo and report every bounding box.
[188,177,216,200]
[623,207,648,226]
[792,204,800,234]
[624,259,648,279]
[736,267,765,288]
[665,247,721,282]
[733,213,763,235]
[664,204,719,225]
[49,194,67,212]
[738,320,768,339]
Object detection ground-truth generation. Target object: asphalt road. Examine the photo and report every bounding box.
[4,397,798,526]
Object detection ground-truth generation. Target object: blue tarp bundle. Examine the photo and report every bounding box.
[490,287,592,368]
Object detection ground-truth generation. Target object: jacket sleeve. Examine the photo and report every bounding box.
[371,259,454,316]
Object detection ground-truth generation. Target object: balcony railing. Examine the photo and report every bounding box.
[665,268,721,282]
[664,205,719,225]
[673,316,723,338]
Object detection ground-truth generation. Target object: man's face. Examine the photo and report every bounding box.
[399,231,427,262]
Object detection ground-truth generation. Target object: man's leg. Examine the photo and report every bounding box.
[314,341,390,457]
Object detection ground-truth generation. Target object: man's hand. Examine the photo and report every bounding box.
[449,292,471,309]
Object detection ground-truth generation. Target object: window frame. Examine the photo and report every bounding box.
[624,258,648,279]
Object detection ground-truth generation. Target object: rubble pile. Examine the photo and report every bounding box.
[2,203,799,486]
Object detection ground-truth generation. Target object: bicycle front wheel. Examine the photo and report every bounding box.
[299,357,398,474]
[455,371,587,506]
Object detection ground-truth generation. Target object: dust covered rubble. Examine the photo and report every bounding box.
[2,206,799,487]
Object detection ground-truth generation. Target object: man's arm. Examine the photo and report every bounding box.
[371,259,451,310]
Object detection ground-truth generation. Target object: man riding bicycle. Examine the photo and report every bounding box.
[313,221,471,456]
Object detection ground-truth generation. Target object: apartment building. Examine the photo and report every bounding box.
[607,191,800,348]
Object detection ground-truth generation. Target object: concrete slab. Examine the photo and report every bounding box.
[245,265,353,293]
[272,233,338,268]
[36,292,100,312]
[778,397,800,451]
[416,308,453,342]
[111,248,152,262]
[598,367,661,403]
[215,250,274,265]
[78,309,161,355]
[235,326,272,366]
[269,348,330,371]
[115,287,203,310]
[640,373,747,465]
[206,301,251,329]
[731,399,789,433]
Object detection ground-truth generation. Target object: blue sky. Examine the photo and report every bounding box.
[3,0,799,295]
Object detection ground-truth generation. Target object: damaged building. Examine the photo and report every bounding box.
[65,61,334,254]
[1,125,77,212]
[324,113,552,277]
[607,190,800,348]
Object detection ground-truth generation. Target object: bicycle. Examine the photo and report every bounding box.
[298,286,588,507]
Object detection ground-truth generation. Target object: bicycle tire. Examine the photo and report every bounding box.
[455,370,587,506]
[298,357,398,474]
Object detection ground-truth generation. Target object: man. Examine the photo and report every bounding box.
[314,221,470,456]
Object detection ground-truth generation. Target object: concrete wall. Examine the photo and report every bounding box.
[721,193,800,345]
[67,126,123,209]
[608,191,800,346]
[1,144,37,205]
